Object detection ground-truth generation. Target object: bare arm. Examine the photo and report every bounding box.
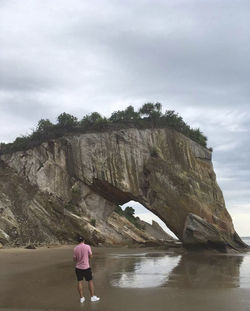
[73,248,77,262]
[89,246,93,259]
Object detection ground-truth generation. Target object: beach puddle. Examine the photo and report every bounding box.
[110,252,250,289]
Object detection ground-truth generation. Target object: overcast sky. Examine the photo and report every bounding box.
[0,0,249,236]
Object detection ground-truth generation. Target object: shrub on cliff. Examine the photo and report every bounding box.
[0,103,209,154]
[114,206,145,231]
[114,205,124,215]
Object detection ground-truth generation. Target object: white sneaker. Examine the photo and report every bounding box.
[91,296,100,302]
[80,297,85,303]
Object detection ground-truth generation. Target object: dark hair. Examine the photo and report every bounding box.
[78,236,84,243]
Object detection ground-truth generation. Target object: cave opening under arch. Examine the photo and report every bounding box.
[120,200,178,239]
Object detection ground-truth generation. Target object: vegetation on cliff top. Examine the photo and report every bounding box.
[0,103,208,154]
[115,205,145,231]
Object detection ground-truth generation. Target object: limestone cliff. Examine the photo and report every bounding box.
[0,127,247,250]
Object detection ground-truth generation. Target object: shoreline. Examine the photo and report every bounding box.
[1,239,249,255]
[1,245,250,311]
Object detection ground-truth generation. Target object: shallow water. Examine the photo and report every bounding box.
[1,246,250,311]
[110,251,250,289]
[110,253,181,288]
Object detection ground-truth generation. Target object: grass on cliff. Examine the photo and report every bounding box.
[0,103,209,154]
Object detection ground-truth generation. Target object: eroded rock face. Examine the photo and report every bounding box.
[139,220,174,241]
[0,128,247,250]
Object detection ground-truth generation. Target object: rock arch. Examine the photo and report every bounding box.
[1,128,248,250]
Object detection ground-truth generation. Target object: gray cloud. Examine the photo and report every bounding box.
[0,0,249,234]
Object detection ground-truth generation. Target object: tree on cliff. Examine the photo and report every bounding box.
[36,119,54,133]
[124,206,135,218]
[114,206,145,230]
[57,113,78,129]
[0,102,209,154]
[139,102,162,118]
[80,112,109,128]
[139,102,162,126]
[110,105,139,122]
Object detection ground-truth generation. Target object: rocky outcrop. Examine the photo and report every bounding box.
[0,128,248,250]
[139,220,174,241]
[0,160,168,246]
[0,159,171,247]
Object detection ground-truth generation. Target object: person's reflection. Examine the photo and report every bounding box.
[165,253,243,288]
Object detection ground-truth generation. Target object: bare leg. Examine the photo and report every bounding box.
[77,281,84,298]
[88,280,94,297]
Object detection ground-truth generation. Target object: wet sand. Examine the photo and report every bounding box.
[0,246,250,311]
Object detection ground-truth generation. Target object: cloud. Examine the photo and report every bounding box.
[0,0,249,235]
[230,213,250,237]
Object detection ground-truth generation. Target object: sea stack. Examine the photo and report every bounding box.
[0,128,248,251]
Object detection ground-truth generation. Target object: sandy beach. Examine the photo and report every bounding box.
[0,245,250,311]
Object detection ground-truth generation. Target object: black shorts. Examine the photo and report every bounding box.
[75,267,93,281]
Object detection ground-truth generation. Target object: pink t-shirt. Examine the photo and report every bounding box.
[73,243,92,270]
